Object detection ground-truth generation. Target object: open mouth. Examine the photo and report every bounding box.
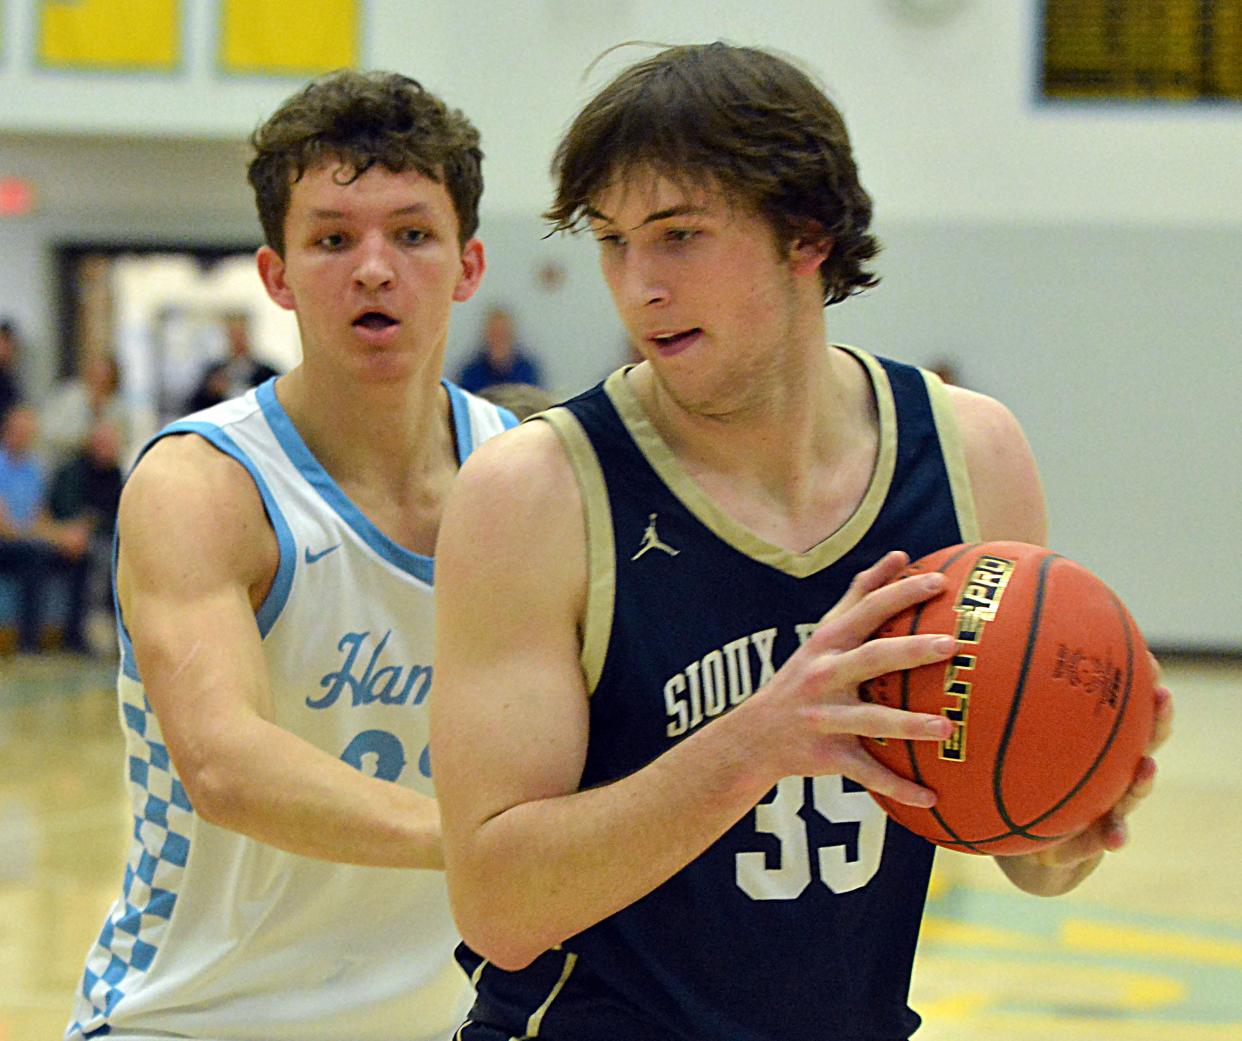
[651,329,701,351]
[353,311,399,332]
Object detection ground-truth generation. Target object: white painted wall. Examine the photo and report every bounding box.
[372,0,1242,227]
[3,2,1238,224]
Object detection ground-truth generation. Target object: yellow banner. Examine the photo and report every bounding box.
[221,0,358,75]
[40,0,179,71]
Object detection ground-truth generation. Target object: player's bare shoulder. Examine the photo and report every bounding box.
[943,383,1047,544]
[118,433,278,597]
[441,415,587,608]
[121,433,265,534]
[453,417,582,530]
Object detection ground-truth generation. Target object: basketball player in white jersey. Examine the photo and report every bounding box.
[67,71,516,1041]
[430,44,1174,1041]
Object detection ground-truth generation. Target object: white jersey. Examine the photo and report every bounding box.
[67,379,518,1041]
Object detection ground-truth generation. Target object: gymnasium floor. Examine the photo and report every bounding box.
[1,653,1238,1040]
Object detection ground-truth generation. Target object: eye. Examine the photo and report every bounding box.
[316,232,346,250]
[594,232,625,249]
[665,228,699,244]
[399,228,428,246]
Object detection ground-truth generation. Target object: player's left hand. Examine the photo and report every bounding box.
[1020,657,1173,870]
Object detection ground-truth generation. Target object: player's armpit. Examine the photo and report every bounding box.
[946,384,1048,546]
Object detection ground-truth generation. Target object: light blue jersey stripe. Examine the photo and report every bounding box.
[443,379,520,449]
[117,416,297,681]
[257,379,438,585]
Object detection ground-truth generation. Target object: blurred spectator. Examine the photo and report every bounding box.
[47,418,125,652]
[48,418,124,529]
[185,313,278,413]
[0,406,91,654]
[0,407,45,538]
[0,318,26,423]
[41,353,135,466]
[456,306,543,393]
[475,381,555,420]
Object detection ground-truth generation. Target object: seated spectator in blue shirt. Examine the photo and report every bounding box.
[456,306,543,393]
[0,405,92,654]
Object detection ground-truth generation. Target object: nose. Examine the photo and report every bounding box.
[622,251,669,309]
[353,233,396,291]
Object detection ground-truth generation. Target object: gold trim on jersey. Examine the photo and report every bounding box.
[921,368,981,542]
[602,344,898,579]
[538,407,616,695]
[525,948,578,1038]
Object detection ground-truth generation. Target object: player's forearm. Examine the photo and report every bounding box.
[182,717,442,869]
[448,709,776,969]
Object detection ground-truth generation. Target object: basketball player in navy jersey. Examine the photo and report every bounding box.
[431,44,1171,1041]
[67,72,518,1041]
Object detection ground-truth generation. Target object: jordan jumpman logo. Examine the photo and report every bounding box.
[632,513,680,560]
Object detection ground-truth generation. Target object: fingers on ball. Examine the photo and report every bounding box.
[827,702,953,742]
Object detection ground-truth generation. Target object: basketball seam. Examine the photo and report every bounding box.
[992,551,1060,837]
[999,585,1137,837]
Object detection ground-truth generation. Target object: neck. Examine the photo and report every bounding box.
[634,340,869,508]
[633,343,880,554]
[273,362,454,495]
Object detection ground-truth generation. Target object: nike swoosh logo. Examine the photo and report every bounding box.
[304,543,342,565]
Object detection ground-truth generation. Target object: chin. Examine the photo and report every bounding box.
[648,365,710,411]
[656,366,754,419]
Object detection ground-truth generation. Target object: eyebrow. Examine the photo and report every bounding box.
[586,203,708,228]
[308,203,433,220]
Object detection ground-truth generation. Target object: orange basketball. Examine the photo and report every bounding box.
[861,541,1155,856]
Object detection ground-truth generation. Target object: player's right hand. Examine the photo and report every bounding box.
[740,550,956,806]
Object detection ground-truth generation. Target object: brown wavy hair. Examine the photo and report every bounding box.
[248,69,483,254]
[547,43,879,305]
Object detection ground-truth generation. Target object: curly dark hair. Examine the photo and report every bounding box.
[547,43,879,306]
[248,69,483,254]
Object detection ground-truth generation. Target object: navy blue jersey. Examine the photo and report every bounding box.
[459,347,980,1041]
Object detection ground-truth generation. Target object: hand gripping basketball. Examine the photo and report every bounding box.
[859,541,1157,855]
[743,550,959,807]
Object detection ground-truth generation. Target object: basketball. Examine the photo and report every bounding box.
[861,541,1156,856]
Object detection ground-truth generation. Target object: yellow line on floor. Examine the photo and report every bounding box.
[1062,919,1242,967]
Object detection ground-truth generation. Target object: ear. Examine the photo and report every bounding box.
[453,238,486,302]
[788,223,833,279]
[256,246,296,312]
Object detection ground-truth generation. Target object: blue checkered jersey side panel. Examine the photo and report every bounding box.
[67,684,194,1039]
